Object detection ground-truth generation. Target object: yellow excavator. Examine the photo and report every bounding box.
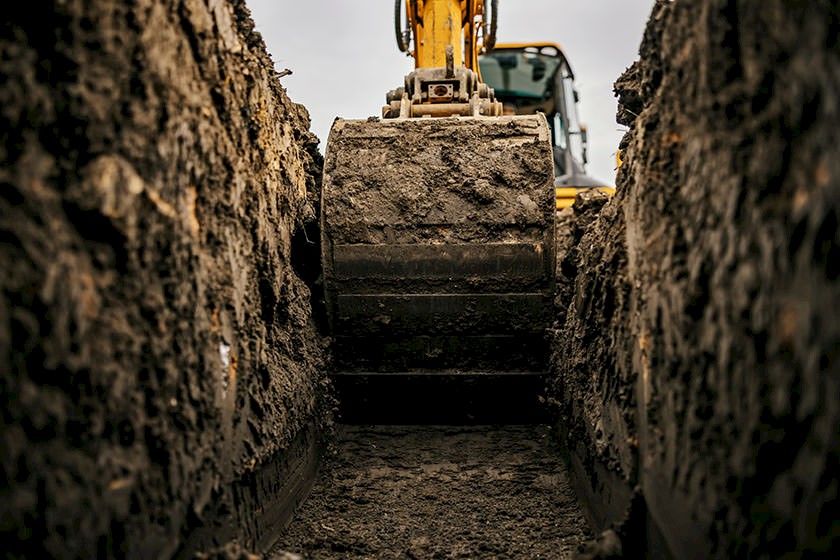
[321,1,572,422]
[478,42,615,209]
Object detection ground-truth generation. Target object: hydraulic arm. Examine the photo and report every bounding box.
[384,0,501,118]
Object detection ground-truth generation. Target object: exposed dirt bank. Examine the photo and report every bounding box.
[1,1,327,557]
[553,0,839,557]
[5,0,839,557]
[275,425,592,559]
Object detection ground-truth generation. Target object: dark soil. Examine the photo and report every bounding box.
[0,1,327,556]
[553,0,840,557]
[5,0,839,558]
[322,116,555,246]
[274,425,592,559]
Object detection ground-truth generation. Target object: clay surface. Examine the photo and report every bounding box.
[275,426,592,559]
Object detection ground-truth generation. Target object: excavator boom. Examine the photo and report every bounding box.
[402,0,494,71]
[384,0,501,118]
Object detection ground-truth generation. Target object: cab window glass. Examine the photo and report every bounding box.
[479,49,560,100]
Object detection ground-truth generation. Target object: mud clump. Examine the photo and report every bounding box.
[554,0,839,557]
[322,116,554,246]
[0,1,327,557]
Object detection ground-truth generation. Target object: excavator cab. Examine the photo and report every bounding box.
[479,43,614,210]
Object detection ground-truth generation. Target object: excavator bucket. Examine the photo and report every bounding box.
[321,114,557,422]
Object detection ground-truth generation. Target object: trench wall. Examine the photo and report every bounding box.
[0,1,327,557]
[554,1,839,557]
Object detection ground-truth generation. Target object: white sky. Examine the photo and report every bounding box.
[246,1,654,186]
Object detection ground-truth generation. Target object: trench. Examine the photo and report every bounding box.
[2,1,838,559]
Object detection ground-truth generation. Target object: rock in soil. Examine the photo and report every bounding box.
[273,425,592,559]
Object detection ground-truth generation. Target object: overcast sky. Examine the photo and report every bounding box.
[246,1,655,186]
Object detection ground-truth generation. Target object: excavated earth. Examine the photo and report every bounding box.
[2,0,839,558]
[1,2,328,557]
[551,1,840,557]
[274,426,591,560]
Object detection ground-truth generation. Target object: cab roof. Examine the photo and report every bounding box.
[487,42,574,80]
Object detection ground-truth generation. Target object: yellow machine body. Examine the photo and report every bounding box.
[385,0,499,118]
[405,0,490,71]
[412,0,463,68]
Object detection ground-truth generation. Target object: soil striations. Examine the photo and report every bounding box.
[275,426,592,560]
[0,1,328,557]
[553,0,840,557]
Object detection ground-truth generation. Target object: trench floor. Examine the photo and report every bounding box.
[272,425,592,559]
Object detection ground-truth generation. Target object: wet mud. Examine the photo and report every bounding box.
[274,426,592,559]
[321,116,557,368]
